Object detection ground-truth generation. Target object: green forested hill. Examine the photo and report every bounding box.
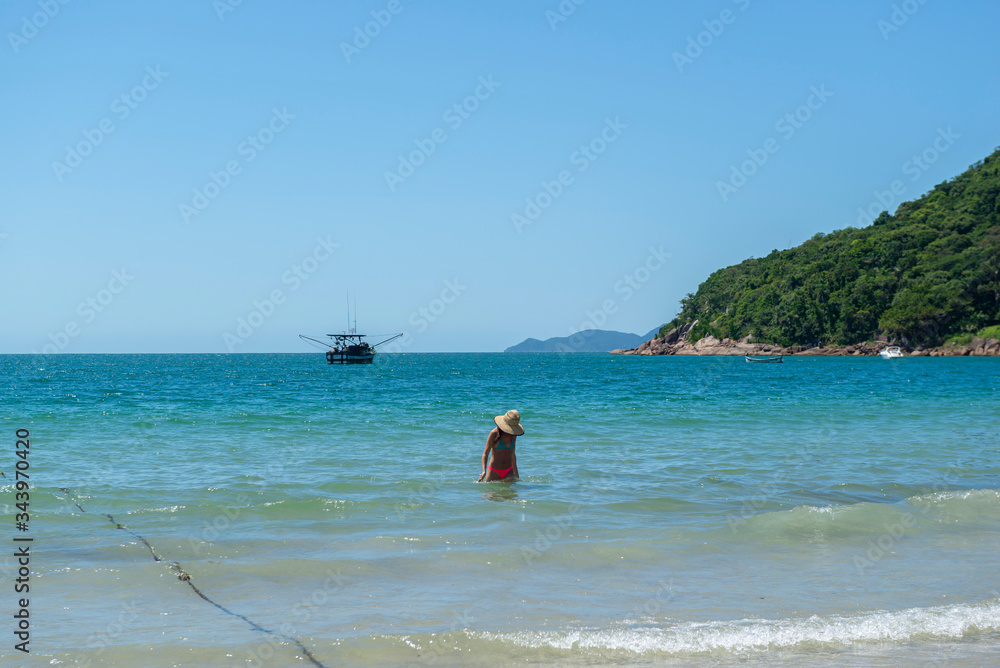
[663,148,1000,347]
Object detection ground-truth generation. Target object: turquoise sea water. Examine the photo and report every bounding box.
[2,353,999,666]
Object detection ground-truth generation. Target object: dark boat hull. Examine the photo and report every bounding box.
[326,348,374,364]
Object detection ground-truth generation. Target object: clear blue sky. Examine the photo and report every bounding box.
[2,0,998,353]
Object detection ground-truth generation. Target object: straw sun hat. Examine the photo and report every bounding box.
[494,409,525,436]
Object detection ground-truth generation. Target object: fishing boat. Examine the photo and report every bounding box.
[300,299,402,364]
[879,346,904,359]
[299,332,402,364]
[745,354,783,363]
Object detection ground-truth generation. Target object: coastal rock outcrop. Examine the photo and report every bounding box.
[921,337,1000,357]
[609,329,1000,358]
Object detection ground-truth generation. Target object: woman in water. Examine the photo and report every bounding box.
[478,409,523,482]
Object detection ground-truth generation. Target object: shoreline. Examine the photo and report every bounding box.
[611,333,1000,357]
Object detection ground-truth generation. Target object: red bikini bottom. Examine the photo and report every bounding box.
[489,465,514,479]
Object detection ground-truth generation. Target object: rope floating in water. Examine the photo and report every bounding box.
[59,488,328,668]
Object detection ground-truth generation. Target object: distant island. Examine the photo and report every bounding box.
[615,147,1000,357]
[506,327,662,353]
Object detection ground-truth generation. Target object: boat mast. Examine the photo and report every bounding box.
[346,292,353,334]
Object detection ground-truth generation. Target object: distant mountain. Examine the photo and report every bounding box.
[505,327,662,353]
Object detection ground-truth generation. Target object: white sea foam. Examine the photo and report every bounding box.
[127,504,184,514]
[909,487,1000,504]
[483,599,1000,655]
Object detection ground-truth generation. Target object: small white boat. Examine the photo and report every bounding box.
[745,354,783,363]
[879,346,904,359]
